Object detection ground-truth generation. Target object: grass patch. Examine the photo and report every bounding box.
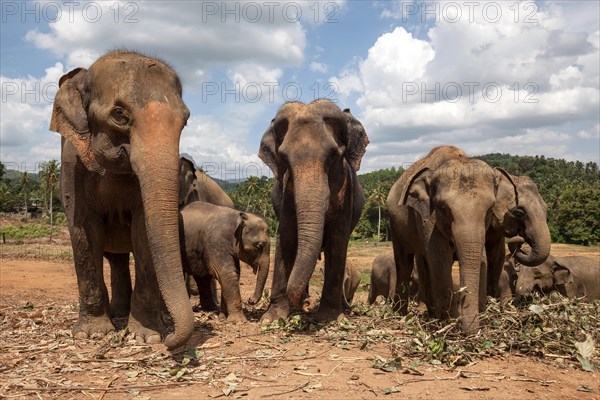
[0,224,61,239]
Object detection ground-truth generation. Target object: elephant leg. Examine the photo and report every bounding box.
[479,249,488,312]
[105,252,132,319]
[186,274,199,297]
[195,274,219,311]
[69,214,114,339]
[485,238,505,298]
[317,230,347,322]
[128,212,166,344]
[414,254,429,308]
[392,236,412,314]
[217,258,246,322]
[426,233,454,319]
[260,234,293,324]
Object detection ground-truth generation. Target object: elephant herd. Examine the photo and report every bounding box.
[50,50,597,351]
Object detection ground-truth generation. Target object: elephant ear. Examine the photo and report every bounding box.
[50,67,103,174]
[258,119,285,180]
[234,212,248,245]
[343,109,369,171]
[403,167,432,219]
[493,167,518,224]
[178,157,197,207]
[552,263,574,286]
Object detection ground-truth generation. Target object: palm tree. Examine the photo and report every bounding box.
[20,172,30,222]
[244,175,261,212]
[369,185,387,243]
[40,160,60,241]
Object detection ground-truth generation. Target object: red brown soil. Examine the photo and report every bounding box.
[1,241,598,399]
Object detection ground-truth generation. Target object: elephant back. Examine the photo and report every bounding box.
[391,145,469,207]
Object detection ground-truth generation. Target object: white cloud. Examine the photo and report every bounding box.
[1,63,66,165]
[25,1,308,85]
[330,2,600,169]
[309,61,328,73]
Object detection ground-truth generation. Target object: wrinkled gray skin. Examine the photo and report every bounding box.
[486,172,551,298]
[179,202,270,321]
[258,100,369,324]
[387,146,499,334]
[506,250,600,300]
[368,252,397,304]
[178,156,234,311]
[343,263,361,307]
[109,156,236,316]
[50,51,192,349]
[179,157,234,209]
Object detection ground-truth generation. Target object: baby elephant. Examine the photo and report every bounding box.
[369,252,398,304]
[343,263,361,307]
[507,255,599,300]
[179,202,270,321]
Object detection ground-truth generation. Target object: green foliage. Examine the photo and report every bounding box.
[477,154,600,245]
[0,223,61,239]
[227,175,277,235]
[355,167,403,241]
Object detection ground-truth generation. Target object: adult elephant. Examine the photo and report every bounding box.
[50,50,193,350]
[386,146,498,334]
[178,156,234,310]
[108,156,235,315]
[258,100,369,323]
[179,156,234,209]
[486,172,551,297]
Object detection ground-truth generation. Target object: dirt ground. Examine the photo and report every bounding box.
[1,240,599,399]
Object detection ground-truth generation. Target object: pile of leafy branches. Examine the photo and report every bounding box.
[267,293,599,372]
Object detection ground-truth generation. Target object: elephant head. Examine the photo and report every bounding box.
[179,156,234,209]
[258,100,369,310]
[403,158,498,333]
[50,51,192,349]
[179,156,199,207]
[493,169,551,267]
[236,213,271,305]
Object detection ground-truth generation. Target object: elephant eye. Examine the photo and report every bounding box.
[110,107,131,127]
[255,242,264,251]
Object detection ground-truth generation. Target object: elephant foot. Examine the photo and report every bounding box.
[260,301,290,325]
[128,315,162,344]
[220,311,247,323]
[315,306,343,323]
[72,314,115,340]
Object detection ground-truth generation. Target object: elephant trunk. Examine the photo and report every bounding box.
[130,109,194,350]
[287,170,329,312]
[248,242,270,305]
[513,211,551,267]
[453,223,486,335]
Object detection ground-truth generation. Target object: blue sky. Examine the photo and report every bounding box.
[1,1,599,179]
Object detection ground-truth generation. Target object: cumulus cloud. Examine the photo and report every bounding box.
[1,63,66,166]
[25,1,308,85]
[179,114,270,180]
[309,61,328,73]
[330,1,600,169]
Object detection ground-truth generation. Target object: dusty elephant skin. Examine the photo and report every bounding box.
[343,263,361,307]
[368,251,397,304]
[179,156,234,311]
[179,202,270,321]
[387,146,499,334]
[506,251,600,300]
[486,172,551,298]
[50,50,193,350]
[258,99,369,323]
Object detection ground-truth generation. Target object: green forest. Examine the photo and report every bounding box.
[1,154,598,245]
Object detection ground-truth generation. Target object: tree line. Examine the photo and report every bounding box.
[1,153,598,246]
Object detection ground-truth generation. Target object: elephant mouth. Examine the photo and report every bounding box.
[95,140,132,173]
